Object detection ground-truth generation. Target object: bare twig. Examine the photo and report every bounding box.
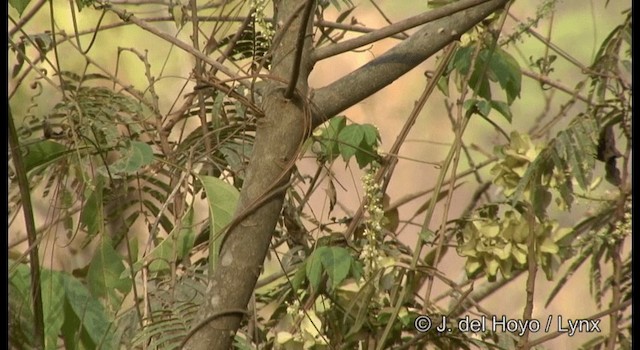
[8,0,47,37]
[369,0,409,39]
[106,5,249,88]
[524,299,631,348]
[516,204,538,350]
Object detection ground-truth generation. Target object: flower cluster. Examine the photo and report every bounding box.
[359,165,386,276]
[612,198,632,241]
[251,0,275,44]
[457,204,571,280]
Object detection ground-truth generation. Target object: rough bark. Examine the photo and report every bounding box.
[311,0,509,127]
[182,0,314,348]
[184,0,508,348]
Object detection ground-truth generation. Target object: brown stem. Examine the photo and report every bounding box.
[516,204,538,350]
[9,105,45,348]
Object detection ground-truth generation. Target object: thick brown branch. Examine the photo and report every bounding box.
[311,0,490,62]
[310,0,509,127]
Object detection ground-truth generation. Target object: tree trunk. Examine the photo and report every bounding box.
[183,0,508,348]
[182,0,314,348]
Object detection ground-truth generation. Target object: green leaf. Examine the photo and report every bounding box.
[338,124,364,161]
[175,206,197,259]
[75,0,96,11]
[469,66,492,101]
[80,177,104,238]
[106,141,154,175]
[462,98,492,118]
[418,229,435,243]
[361,124,379,146]
[490,48,522,104]
[490,100,513,123]
[437,75,450,97]
[306,247,325,291]
[9,0,31,16]
[452,46,474,74]
[22,140,70,173]
[41,269,65,350]
[62,274,116,350]
[354,147,378,169]
[86,237,130,310]
[198,175,240,273]
[220,142,252,177]
[318,116,346,161]
[139,206,196,273]
[319,246,352,290]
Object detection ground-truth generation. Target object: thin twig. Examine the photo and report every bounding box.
[344,43,458,241]
[516,204,538,350]
[106,5,249,88]
[369,0,409,39]
[524,299,631,348]
[8,0,47,37]
[375,43,458,349]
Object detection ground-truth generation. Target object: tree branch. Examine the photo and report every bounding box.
[181,1,314,349]
[285,0,315,99]
[106,5,249,88]
[312,0,489,62]
[310,0,508,127]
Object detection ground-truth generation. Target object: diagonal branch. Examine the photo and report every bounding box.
[285,0,315,99]
[106,5,249,88]
[311,0,490,62]
[310,0,508,127]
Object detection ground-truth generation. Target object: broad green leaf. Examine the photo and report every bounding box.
[139,206,196,273]
[452,46,473,74]
[490,49,522,104]
[41,269,65,350]
[338,124,364,161]
[220,142,252,177]
[175,206,196,259]
[9,0,31,16]
[80,177,104,238]
[87,237,130,310]
[469,66,492,101]
[319,246,352,290]
[361,124,379,146]
[490,100,513,123]
[319,116,347,161]
[306,247,326,290]
[22,140,70,173]
[477,100,491,117]
[354,147,378,169]
[62,274,116,350]
[436,75,450,97]
[106,141,154,175]
[343,277,376,338]
[198,175,240,273]
[291,262,308,290]
[9,262,35,347]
